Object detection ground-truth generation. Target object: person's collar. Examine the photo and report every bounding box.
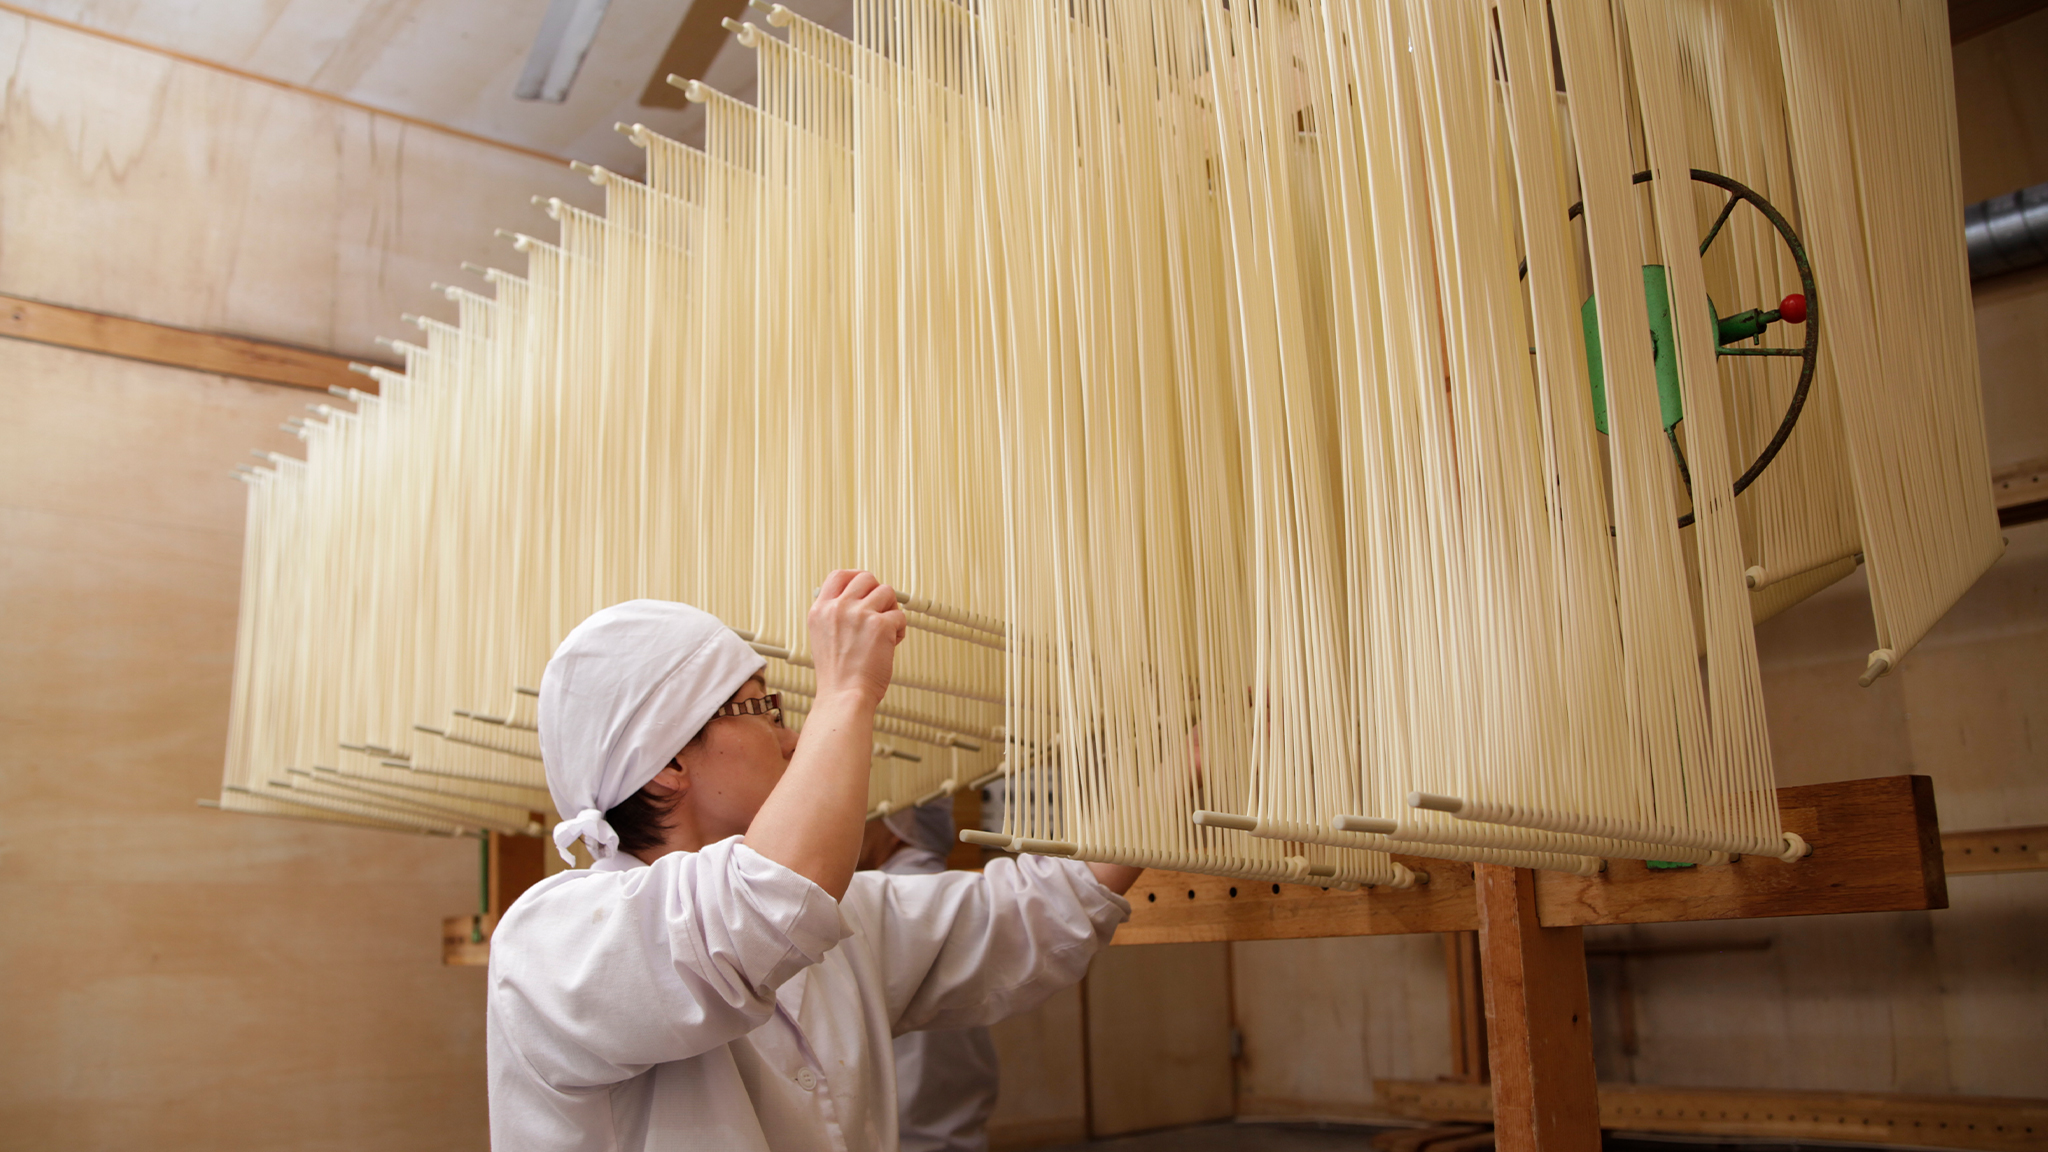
[591,849,653,873]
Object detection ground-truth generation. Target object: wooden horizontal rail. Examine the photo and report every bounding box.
[1943,823,2048,874]
[1375,1078,2048,1152]
[1114,776,1945,945]
[0,292,388,394]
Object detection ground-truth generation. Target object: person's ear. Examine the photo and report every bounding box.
[643,760,690,800]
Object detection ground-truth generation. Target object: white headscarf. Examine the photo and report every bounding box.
[539,600,766,865]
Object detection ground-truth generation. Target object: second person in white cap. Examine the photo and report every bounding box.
[486,570,1142,1151]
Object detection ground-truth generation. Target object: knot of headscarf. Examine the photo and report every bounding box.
[552,808,620,864]
[539,600,766,866]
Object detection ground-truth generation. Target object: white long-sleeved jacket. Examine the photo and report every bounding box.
[486,836,1128,1151]
[878,845,1001,1152]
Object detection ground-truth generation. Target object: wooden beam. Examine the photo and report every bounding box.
[1113,858,1479,946]
[637,0,747,109]
[1115,776,1945,944]
[1474,865,1601,1152]
[0,292,388,394]
[1944,823,2048,874]
[1534,776,1946,928]
[1377,1079,2048,1152]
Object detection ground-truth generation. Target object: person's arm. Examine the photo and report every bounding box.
[862,854,1133,1036]
[744,569,905,901]
[1087,862,1144,895]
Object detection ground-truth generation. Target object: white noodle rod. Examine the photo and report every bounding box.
[1197,810,1611,875]
[1385,795,1760,861]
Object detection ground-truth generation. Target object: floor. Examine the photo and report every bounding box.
[1038,1122,1394,1152]
[1037,1121,1912,1152]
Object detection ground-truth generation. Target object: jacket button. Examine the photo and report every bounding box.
[795,1067,817,1091]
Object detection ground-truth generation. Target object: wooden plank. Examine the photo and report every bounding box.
[1114,777,1943,943]
[1377,1079,2048,1152]
[1113,857,1478,946]
[0,292,388,394]
[1944,823,2048,874]
[637,0,747,108]
[1535,775,1947,928]
[1474,865,1600,1152]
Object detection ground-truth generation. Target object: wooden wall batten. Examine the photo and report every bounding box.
[0,292,389,394]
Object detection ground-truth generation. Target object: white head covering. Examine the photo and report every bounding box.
[883,799,957,859]
[539,600,766,865]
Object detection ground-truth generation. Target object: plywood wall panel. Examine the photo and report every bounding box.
[0,330,490,1148]
[1929,872,2048,1098]
[986,982,1088,1151]
[1582,913,1954,1094]
[0,11,597,362]
[1973,265,2048,471]
[1231,934,1451,1119]
[1084,943,1234,1137]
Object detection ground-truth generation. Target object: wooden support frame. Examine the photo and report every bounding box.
[1116,776,1945,944]
[1120,776,1948,1151]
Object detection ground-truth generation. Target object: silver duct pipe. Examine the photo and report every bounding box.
[1966,182,2048,280]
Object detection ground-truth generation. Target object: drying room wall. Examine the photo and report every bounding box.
[0,9,594,1148]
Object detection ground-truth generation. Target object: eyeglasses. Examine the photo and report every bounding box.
[711,692,784,727]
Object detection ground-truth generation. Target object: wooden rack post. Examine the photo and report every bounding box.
[1474,865,1600,1152]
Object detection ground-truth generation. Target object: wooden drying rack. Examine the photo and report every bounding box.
[1115,775,1948,1152]
[446,774,1992,1149]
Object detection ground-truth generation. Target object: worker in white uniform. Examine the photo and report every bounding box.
[856,802,1001,1152]
[486,571,1143,1151]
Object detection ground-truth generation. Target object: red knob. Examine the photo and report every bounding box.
[1778,293,1807,324]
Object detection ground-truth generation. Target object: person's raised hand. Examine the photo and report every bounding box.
[808,570,907,709]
